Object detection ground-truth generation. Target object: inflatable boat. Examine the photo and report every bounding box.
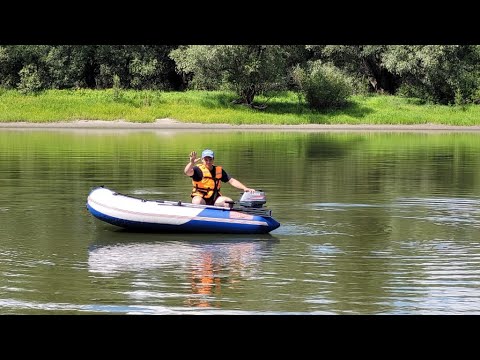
[86,186,280,234]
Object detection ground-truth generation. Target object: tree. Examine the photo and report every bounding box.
[169,45,289,107]
[307,45,398,94]
[45,45,98,89]
[382,45,480,104]
[0,45,185,91]
[94,45,180,90]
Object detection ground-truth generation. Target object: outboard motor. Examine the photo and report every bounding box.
[239,190,267,208]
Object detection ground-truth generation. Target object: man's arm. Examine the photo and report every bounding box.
[228,178,255,193]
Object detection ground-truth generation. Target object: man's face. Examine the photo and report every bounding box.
[202,156,214,168]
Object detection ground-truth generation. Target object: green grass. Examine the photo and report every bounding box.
[0,89,479,125]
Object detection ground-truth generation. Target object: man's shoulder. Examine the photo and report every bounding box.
[190,166,201,180]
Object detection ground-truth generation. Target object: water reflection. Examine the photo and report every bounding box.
[187,241,264,308]
[88,231,278,310]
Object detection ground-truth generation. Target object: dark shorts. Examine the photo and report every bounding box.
[204,197,216,206]
[192,195,217,206]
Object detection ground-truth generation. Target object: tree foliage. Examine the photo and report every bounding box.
[0,45,479,107]
[170,45,289,106]
[0,45,182,91]
[306,45,480,104]
[382,45,480,104]
[307,45,398,94]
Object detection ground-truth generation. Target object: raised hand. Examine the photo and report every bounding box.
[189,151,200,164]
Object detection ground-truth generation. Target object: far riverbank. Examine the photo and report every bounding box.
[1,119,480,132]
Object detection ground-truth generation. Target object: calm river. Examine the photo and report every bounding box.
[1,129,479,314]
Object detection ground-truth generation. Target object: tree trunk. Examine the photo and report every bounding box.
[233,84,267,109]
[241,84,256,105]
[363,57,398,94]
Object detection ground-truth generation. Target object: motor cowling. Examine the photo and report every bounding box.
[239,190,267,208]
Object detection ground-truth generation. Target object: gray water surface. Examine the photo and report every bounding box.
[1,129,479,314]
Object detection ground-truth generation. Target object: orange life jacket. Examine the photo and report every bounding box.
[191,164,223,199]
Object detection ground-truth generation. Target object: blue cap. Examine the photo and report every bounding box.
[201,149,214,158]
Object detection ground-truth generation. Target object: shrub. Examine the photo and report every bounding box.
[17,64,43,94]
[292,61,353,111]
[396,83,433,104]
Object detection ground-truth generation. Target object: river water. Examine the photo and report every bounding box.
[1,129,479,314]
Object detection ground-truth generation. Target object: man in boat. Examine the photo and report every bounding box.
[184,149,256,207]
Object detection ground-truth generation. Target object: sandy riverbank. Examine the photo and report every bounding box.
[1,118,480,131]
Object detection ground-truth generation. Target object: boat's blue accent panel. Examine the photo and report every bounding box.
[197,207,231,218]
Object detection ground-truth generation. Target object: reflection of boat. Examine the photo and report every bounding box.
[88,237,275,275]
[88,236,276,309]
[86,186,280,234]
